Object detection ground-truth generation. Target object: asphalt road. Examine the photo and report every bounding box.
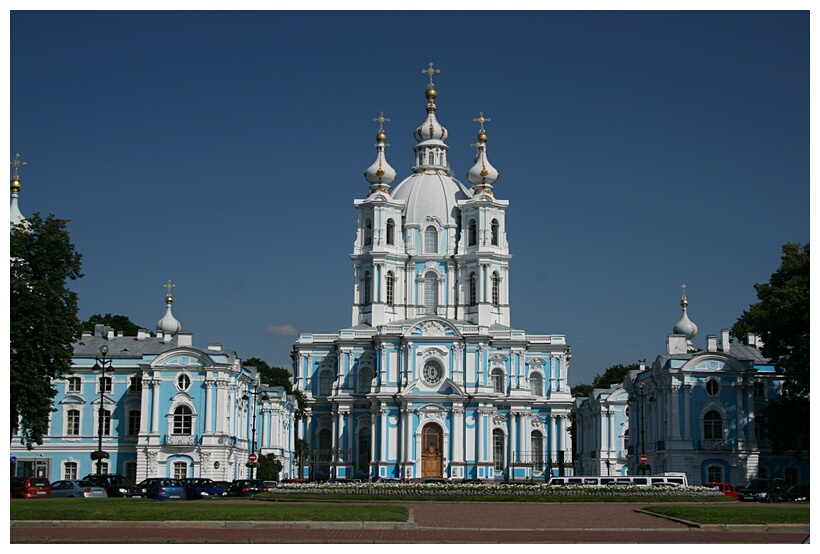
[10,501,810,544]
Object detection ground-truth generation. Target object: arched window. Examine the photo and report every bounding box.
[530,373,543,396]
[424,226,438,254]
[468,272,477,306]
[386,272,395,307]
[172,405,193,435]
[468,219,477,246]
[424,271,438,314]
[66,409,80,436]
[531,432,544,471]
[428,151,434,165]
[491,368,505,393]
[493,429,505,472]
[318,370,334,396]
[364,219,373,246]
[363,271,371,305]
[706,378,719,396]
[491,219,499,245]
[359,367,373,394]
[704,410,722,440]
[492,272,500,307]
[386,219,395,245]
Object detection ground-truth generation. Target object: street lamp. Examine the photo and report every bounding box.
[630,383,655,476]
[92,344,112,475]
[242,380,269,479]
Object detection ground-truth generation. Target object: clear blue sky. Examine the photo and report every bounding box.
[8,10,810,387]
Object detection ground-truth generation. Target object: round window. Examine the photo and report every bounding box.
[177,373,191,391]
[422,360,443,385]
[705,378,719,396]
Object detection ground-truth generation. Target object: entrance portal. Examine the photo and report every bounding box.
[421,423,443,478]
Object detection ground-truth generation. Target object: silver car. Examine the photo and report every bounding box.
[50,479,108,498]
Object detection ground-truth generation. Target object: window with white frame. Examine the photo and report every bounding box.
[530,373,543,396]
[707,465,723,483]
[127,410,141,436]
[531,432,544,471]
[98,462,110,475]
[363,271,372,305]
[386,272,395,307]
[173,405,193,435]
[64,461,78,480]
[67,377,81,393]
[100,408,112,436]
[129,376,141,393]
[491,272,500,307]
[173,461,188,479]
[99,376,112,394]
[491,368,505,393]
[177,373,191,391]
[364,219,373,246]
[493,429,505,472]
[705,378,719,396]
[318,370,334,396]
[66,409,81,436]
[424,226,438,254]
[468,272,477,306]
[703,410,722,440]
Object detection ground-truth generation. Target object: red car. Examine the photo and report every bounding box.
[704,482,738,499]
[11,477,52,498]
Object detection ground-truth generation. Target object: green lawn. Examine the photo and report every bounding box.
[642,505,810,525]
[9,498,409,522]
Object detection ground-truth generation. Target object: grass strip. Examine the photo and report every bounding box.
[10,498,409,522]
[642,505,810,525]
[257,492,733,503]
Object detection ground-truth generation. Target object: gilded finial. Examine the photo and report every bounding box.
[680,284,688,307]
[10,153,27,193]
[422,62,440,100]
[473,111,491,143]
[164,279,176,303]
[373,111,391,143]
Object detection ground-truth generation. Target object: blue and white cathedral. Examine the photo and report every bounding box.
[291,65,574,482]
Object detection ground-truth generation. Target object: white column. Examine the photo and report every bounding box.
[671,384,681,440]
[204,378,214,434]
[683,384,692,440]
[151,378,161,434]
[549,415,557,466]
[510,411,518,462]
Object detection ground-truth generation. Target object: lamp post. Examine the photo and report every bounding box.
[631,383,655,476]
[92,344,112,475]
[242,380,269,479]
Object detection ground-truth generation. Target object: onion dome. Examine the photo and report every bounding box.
[673,284,698,340]
[467,112,499,194]
[412,62,450,173]
[10,153,27,227]
[364,112,397,194]
[157,280,181,335]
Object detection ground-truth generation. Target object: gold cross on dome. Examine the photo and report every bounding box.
[681,283,687,293]
[373,111,390,133]
[10,153,27,179]
[164,279,176,295]
[422,62,440,86]
[473,112,491,133]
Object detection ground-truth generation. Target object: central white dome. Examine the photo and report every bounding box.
[391,170,471,227]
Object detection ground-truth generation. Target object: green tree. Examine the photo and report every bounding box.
[732,242,809,396]
[256,453,283,481]
[732,243,809,457]
[82,313,145,336]
[10,213,83,448]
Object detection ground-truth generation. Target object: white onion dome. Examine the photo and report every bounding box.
[391,68,470,227]
[673,288,698,340]
[9,153,27,227]
[364,113,397,194]
[467,113,499,194]
[157,283,181,335]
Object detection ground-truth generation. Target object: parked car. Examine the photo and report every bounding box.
[736,478,787,503]
[225,479,270,496]
[703,482,738,499]
[138,478,187,501]
[375,477,403,484]
[779,483,810,502]
[180,478,226,500]
[212,480,232,492]
[83,473,147,498]
[10,477,51,499]
[262,480,279,489]
[50,479,108,498]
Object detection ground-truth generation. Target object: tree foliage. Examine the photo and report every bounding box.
[245,356,306,415]
[10,213,83,448]
[759,396,809,458]
[256,453,283,481]
[572,363,639,398]
[732,243,809,396]
[83,313,145,336]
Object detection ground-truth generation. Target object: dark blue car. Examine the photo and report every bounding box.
[180,478,226,500]
[137,478,187,501]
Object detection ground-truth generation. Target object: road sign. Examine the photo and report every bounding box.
[639,454,648,464]
[248,453,258,462]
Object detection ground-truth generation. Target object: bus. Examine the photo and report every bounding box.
[547,473,688,487]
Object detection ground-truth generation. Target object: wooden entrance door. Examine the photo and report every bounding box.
[421,423,442,478]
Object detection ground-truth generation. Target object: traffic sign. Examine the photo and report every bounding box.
[639,454,648,464]
[248,453,258,462]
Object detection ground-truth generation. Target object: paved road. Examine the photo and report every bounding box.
[10,501,810,544]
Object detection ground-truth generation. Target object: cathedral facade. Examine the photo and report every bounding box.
[290,67,574,482]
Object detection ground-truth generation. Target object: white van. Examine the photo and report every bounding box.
[547,473,688,487]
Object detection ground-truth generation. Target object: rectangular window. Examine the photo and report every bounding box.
[66,410,80,436]
[64,462,78,480]
[99,376,112,394]
[493,432,505,472]
[67,377,81,393]
[129,377,141,393]
[128,410,141,436]
[173,461,188,480]
[101,409,112,436]
[707,466,723,483]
